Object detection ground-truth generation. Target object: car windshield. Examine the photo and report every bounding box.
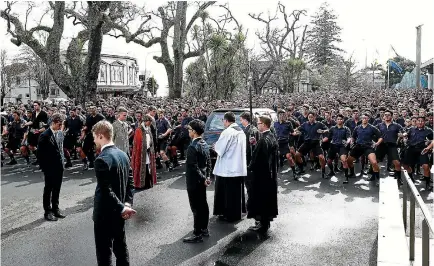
[207,112,243,131]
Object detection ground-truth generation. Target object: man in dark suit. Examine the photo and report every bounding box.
[183,119,211,243]
[92,120,136,266]
[37,113,66,221]
[247,115,279,234]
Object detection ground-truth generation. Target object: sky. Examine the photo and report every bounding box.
[1,0,433,96]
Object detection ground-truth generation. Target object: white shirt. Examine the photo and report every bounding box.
[101,142,115,152]
[213,123,247,177]
[142,123,151,164]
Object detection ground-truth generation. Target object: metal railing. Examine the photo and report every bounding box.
[401,170,433,266]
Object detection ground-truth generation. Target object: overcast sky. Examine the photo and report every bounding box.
[1,0,433,96]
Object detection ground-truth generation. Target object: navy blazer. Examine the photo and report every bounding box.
[185,138,211,190]
[93,145,134,222]
[37,128,64,174]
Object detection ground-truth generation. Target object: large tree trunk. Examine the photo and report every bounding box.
[82,2,108,104]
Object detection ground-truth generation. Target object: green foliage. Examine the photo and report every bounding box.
[282,58,306,92]
[388,56,416,87]
[305,2,343,67]
[185,31,247,99]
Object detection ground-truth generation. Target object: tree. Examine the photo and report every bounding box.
[146,76,158,96]
[387,55,416,87]
[16,45,51,99]
[183,3,248,100]
[336,54,361,91]
[1,49,30,105]
[305,2,343,67]
[107,1,215,98]
[1,49,8,105]
[249,2,307,93]
[1,1,138,105]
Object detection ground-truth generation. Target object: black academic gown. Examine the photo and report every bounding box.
[247,130,279,221]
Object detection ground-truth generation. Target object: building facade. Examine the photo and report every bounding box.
[3,53,140,103]
[72,53,140,97]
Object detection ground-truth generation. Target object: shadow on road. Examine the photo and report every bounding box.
[213,230,269,266]
[1,195,94,240]
[146,217,237,266]
[168,175,216,192]
[278,164,381,203]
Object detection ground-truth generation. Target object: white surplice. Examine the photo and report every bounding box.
[213,123,247,177]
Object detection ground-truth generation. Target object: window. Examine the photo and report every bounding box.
[25,93,30,98]
[50,88,59,96]
[110,62,124,83]
[16,76,21,85]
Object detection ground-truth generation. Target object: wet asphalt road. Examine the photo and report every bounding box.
[1,157,405,266]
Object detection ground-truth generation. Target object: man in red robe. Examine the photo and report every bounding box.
[131,112,157,189]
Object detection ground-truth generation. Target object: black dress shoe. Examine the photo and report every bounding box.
[53,210,66,218]
[248,221,261,231]
[183,235,203,243]
[201,229,210,237]
[326,172,335,178]
[44,212,58,221]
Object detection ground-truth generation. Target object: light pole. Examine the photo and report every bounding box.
[415,25,423,89]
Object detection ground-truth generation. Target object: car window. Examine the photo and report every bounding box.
[206,112,243,131]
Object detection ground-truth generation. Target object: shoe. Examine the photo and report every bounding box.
[360,170,367,176]
[83,163,89,170]
[296,169,305,175]
[367,175,376,181]
[201,229,210,237]
[183,235,203,243]
[248,222,261,231]
[44,212,58,221]
[256,223,270,234]
[321,171,326,179]
[326,172,335,178]
[88,163,94,169]
[53,210,66,218]
[293,174,299,181]
[6,159,17,165]
[64,162,72,168]
[343,177,349,184]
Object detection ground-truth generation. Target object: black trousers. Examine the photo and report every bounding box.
[187,185,209,235]
[213,176,246,222]
[94,219,129,266]
[83,133,95,165]
[43,170,64,213]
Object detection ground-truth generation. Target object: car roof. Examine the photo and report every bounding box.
[211,108,276,113]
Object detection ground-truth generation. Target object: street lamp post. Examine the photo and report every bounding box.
[247,59,252,118]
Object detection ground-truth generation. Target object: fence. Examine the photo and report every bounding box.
[401,169,433,266]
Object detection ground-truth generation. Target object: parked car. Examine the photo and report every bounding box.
[203,108,277,159]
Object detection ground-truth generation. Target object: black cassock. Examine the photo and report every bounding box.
[246,130,279,222]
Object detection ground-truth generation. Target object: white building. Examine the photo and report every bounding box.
[2,53,141,103]
[73,53,141,97]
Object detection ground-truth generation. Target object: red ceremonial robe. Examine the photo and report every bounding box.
[131,124,157,189]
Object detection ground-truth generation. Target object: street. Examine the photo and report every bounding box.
[2,157,383,266]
